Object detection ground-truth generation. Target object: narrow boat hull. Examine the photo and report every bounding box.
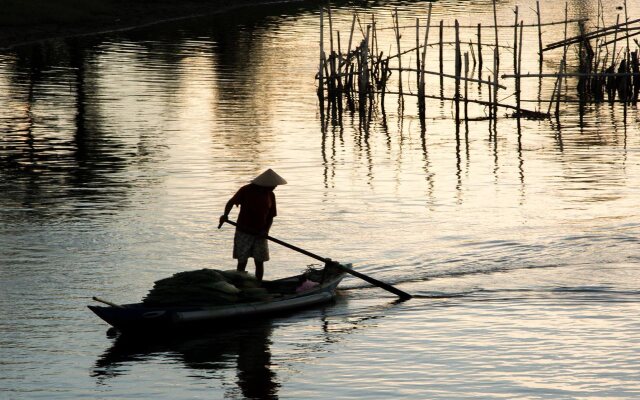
[89,270,345,332]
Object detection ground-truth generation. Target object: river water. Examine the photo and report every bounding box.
[1,0,639,398]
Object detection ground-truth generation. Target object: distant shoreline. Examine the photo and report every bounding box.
[0,0,306,50]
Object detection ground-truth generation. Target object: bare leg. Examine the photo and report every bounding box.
[237,259,248,272]
[254,261,264,281]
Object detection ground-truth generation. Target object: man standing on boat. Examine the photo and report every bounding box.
[219,169,287,281]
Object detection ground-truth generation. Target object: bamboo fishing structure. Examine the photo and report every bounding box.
[315,3,640,128]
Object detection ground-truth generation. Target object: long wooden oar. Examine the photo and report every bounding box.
[219,218,412,300]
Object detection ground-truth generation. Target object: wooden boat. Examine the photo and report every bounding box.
[88,263,349,332]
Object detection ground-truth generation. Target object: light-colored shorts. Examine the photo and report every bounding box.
[233,230,270,262]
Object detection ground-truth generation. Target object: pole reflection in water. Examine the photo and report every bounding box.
[93,323,280,399]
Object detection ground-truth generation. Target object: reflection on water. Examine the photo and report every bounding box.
[90,299,394,399]
[2,0,639,220]
[0,38,133,220]
[94,323,279,399]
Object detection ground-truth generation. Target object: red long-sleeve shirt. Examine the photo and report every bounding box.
[229,184,277,234]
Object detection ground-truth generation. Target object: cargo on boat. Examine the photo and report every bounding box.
[88,263,348,332]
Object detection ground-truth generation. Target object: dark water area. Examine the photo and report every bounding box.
[1,0,640,398]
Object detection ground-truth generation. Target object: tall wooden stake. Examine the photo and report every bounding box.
[493,0,500,69]
[416,18,421,95]
[492,0,499,121]
[493,48,499,120]
[464,52,469,122]
[455,20,461,126]
[555,58,565,116]
[439,19,444,96]
[536,1,543,70]
[328,4,336,109]
[420,3,432,97]
[514,19,519,119]
[517,20,523,119]
[394,9,403,97]
[612,14,620,67]
[562,2,569,94]
[513,5,519,102]
[477,23,483,75]
[319,7,325,102]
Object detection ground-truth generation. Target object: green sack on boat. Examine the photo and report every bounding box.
[153,268,224,288]
[141,268,263,306]
[219,270,260,285]
[210,280,241,295]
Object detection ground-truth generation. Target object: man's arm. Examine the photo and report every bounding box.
[222,198,234,218]
[219,197,236,228]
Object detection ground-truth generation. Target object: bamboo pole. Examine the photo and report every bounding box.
[624,51,628,120]
[358,25,371,118]
[632,51,639,104]
[593,0,602,73]
[389,67,506,88]
[439,19,444,94]
[492,0,499,119]
[493,0,499,68]
[478,23,483,73]
[624,0,630,52]
[501,71,640,78]
[455,19,461,125]
[386,41,512,60]
[455,20,462,78]
[372,14,379,62]
[328,5,334,57]
[394,9,403,96]
[347,64,355,110]
[537,1,543,68]
[487,74,493,121]
[380,59,388,112]
[416,18,421,95]
[324,65,506,88]
[494,64,500,120]
[513,6,519,87]
[381,18,588,30]
[464,52,469,121]
[547,61,562,115]
[556,58,566,116]
[336,31,344,115]
[420,3,432,100]
[517,20,523,118]
[612,14,621,66]
[328,4,337,106]
[323,58,331,115]
[364,25,371,98]
[318,7,325,101]
[562,2,568,94]
[599,27,640,47]
[347,14,356,60]
[381,89,537,113]
[544,17,640,51]
[515,29,520,117]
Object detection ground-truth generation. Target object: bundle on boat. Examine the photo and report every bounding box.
[141,267,330,307]
[142,269,271,306]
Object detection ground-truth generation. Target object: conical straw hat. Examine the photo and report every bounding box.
[252,169,287,186]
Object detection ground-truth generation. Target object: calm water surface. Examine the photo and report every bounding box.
[1,0,639,398]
